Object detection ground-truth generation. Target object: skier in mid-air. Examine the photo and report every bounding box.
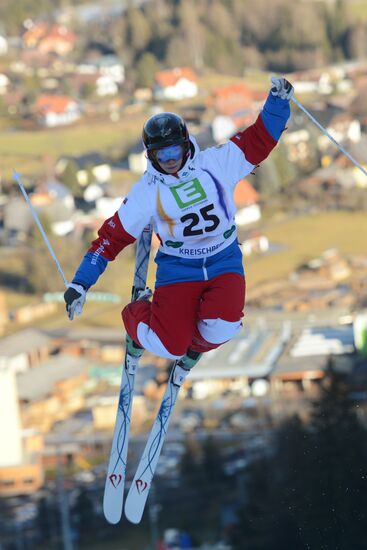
[64,76,293,371]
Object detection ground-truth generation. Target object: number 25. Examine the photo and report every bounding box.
[181,204,220,237]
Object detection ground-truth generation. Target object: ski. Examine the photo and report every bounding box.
[124,361,190,524]
[103,224,152,524]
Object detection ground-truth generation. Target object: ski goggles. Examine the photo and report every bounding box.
[154,144,183,163]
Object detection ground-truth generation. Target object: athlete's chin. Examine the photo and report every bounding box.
[162,162,181,173]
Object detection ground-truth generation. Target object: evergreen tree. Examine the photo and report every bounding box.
[201,435,226,485]
[126,7,152,55]
[36,496,58,547]
[60,160,82,197]
[233,417,308,550]
[324,0,350,61]
[345,22,367,60]
[136,52,159,88]
[73,488,96,542]
[299,361,367,549]
[233,361,367,550]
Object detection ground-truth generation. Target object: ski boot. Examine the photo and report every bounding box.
[125,334,145,359]
[172,349,203,387]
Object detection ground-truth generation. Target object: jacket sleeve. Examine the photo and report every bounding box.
[231,92,290,165]
[72,179,154,289]
[72,210,136,289]
[202,92,291,188]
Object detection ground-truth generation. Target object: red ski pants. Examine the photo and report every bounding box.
[122,273,246,357]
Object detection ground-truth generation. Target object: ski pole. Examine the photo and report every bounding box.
[12,169,69,287]
[291,96,367,178]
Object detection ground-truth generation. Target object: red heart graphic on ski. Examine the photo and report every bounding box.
[109,474,122,488]
[136,479,148,494]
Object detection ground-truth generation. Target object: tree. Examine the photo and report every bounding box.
[201,435,226,485]
[60,160,81,197]
[233,361,367,550]
[172,0,204,70]
[345,23,367,60]
[203,28,244,75]
[73,488,96,541]
[324,0,350,61]
[207,0,238,43]
[299,361,367,549]
[233,416,308,550]
[36,496,58,546]
[136,52,159,88]
[80,82,95,100]
[126,7,152,54]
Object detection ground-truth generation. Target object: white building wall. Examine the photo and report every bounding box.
[160,79,198,101]
[0,353,28,374]
[128,152,147,175]
[0,36,8,55]
[0,369,23,466]
[92,164,111,183]
[235,204,261,226]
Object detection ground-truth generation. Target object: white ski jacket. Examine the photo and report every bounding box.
[72,92,290,289]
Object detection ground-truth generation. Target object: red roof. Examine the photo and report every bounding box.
[35,95,76,114]
[210,83,257,116]
[23,23,75,47]
[212,83,253,100]
[44,25,76,43]
[155,67,198,88]
[23,23,49,46]
[234,179,260,206]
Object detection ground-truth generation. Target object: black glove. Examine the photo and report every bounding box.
[64,283,86,320]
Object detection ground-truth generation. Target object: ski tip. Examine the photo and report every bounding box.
[103,508,123,525]
[124,505,143,525]
[103,494,124,525]
[124,491,145,524]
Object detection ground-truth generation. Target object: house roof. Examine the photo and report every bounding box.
[155,67,198,88]
[234,179,260,207]
[209,83,257,116]
[212,83,254,100]
[336,136,367,166]
[45,180,72,199]
[23,22,49,46]
[0,329,52,359]
[43,25,76,44]
[35,95,77,115]
[23,23,75,47]
[3,198,33,233]
[289,326,355,358]
[188,322,285,381]
[306,102,343,129]
[60,152,108,169]
[46,327,125,344]
[17,355,92,401]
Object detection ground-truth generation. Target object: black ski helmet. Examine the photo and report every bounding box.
[142,112,190,167]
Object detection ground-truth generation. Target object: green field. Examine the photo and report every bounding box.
[246,210,367,288]
[0,113,147,179]
[0,70,271,181]
[349,0,367,21]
